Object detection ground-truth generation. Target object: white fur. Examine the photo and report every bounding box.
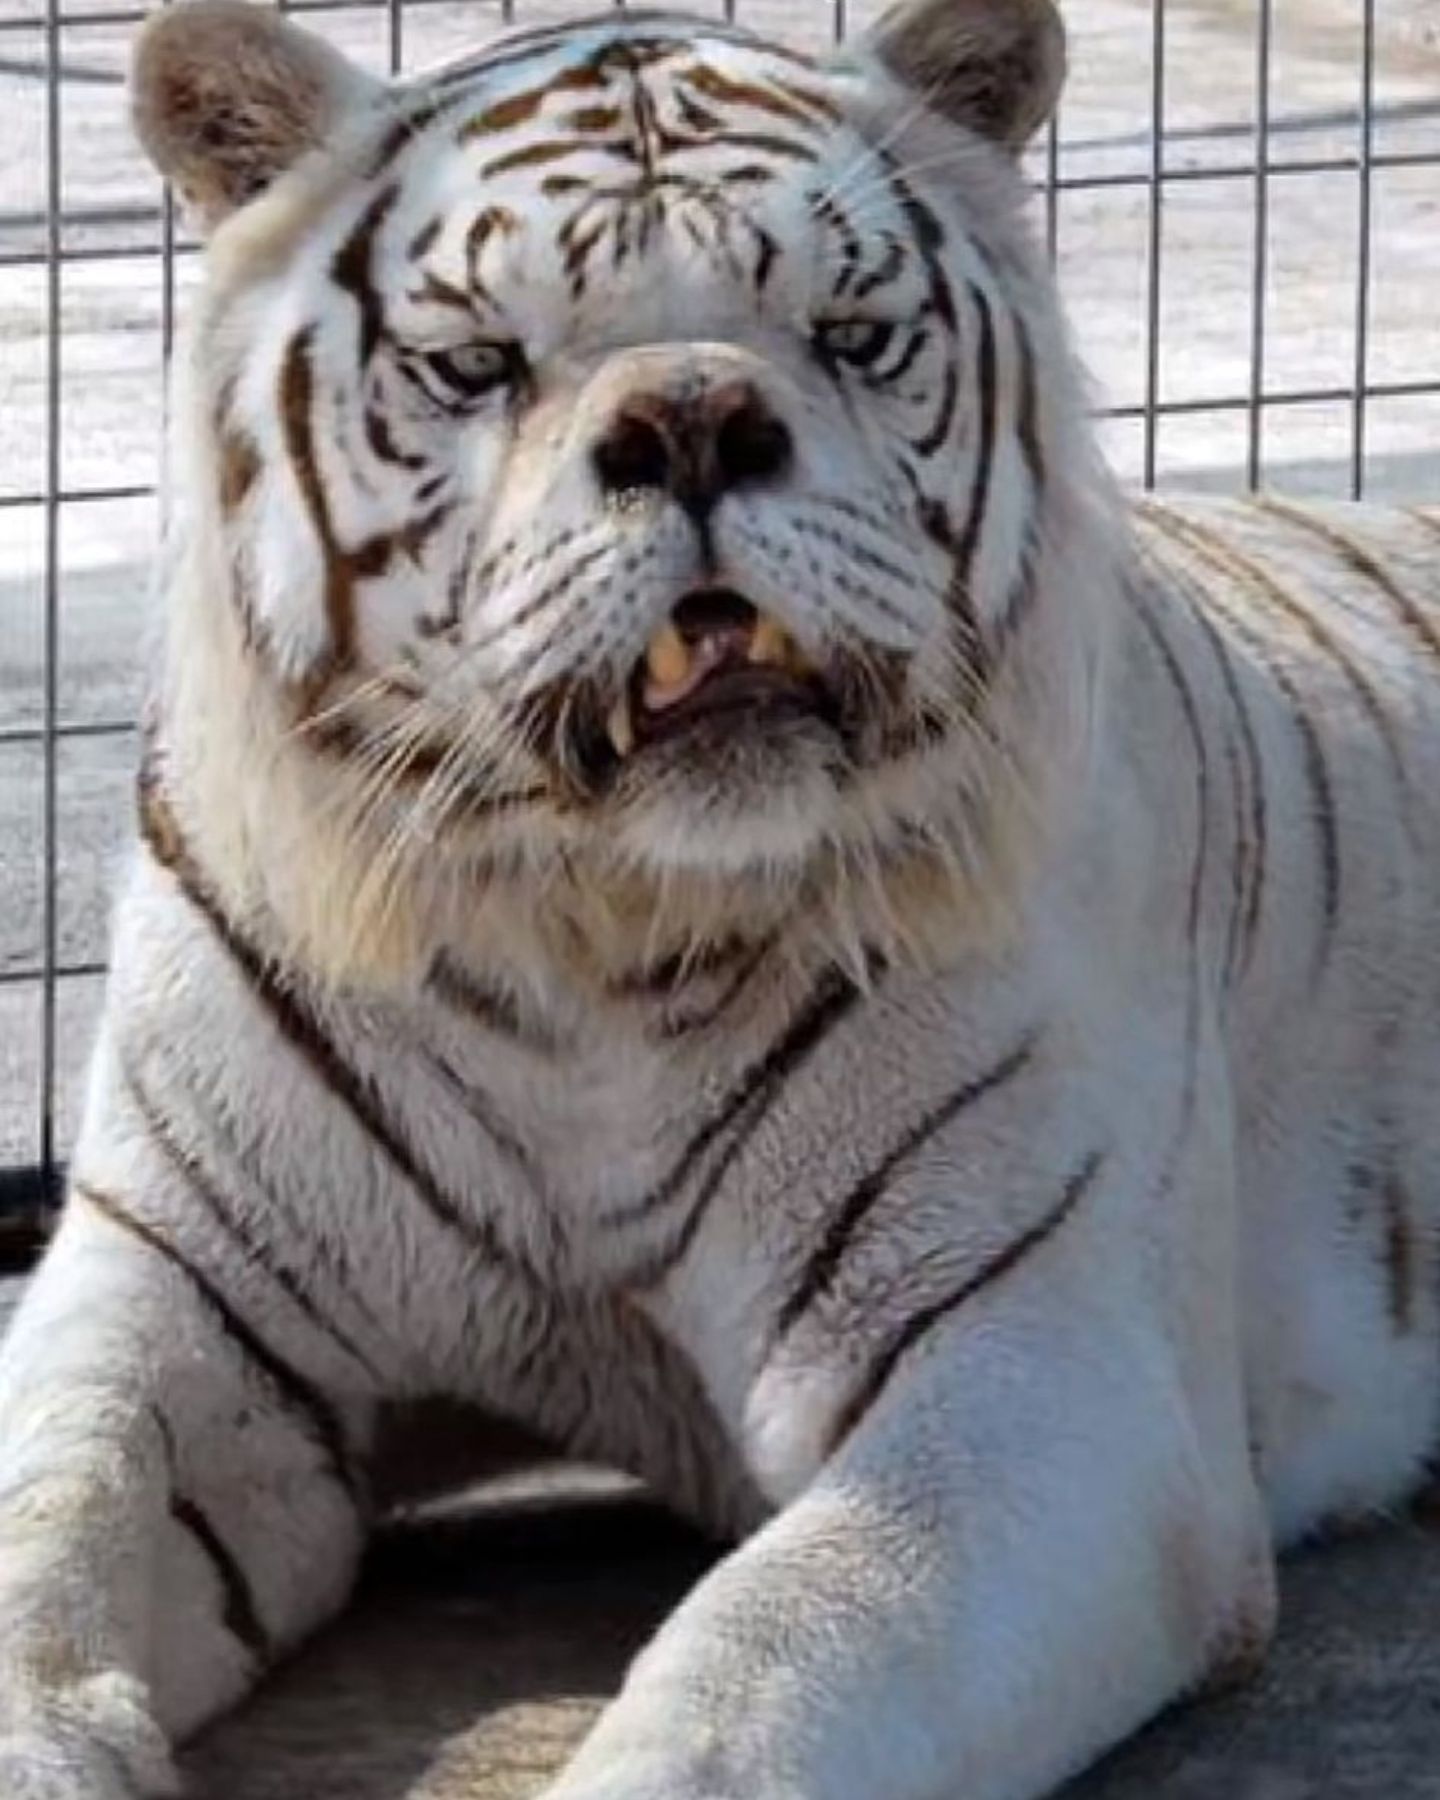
[2,7,1440,1799]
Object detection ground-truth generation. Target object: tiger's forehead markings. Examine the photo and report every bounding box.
[425,10,821,95]
[455,62,613,144]
[332,184,401,364]
[392,26,852,311]
[437,31,833,190]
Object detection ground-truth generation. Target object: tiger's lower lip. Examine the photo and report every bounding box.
[628,664,832,748]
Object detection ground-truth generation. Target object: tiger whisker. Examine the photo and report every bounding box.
[811,59,960,216]
[824,138,1028,236]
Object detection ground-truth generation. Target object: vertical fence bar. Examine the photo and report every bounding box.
[1352,0,1376,500]
[160,64,177,512]
[160,193,176,366]
[388,0,404,76]
[39,0,63,1215]
[1044,112,1060,268]
[1246,0,1273,490]
[1143,0,1166,490]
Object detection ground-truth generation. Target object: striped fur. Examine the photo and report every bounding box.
[3,5,1440,1799]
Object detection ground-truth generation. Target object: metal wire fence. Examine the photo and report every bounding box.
[1,0,1437,1253]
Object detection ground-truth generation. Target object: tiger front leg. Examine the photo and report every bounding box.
[542,1159,1276,1800]
[0,1191,369,1799]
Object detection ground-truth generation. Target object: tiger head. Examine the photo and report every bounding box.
[134,0,1116,995]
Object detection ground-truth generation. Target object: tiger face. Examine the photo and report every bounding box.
[137,0,1107,983]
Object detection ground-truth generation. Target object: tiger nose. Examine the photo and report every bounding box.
[590,380,794,520]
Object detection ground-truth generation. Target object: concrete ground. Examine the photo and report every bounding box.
[4,4,1440,1793]
[184,1488,1440,1800]
[5,1277,1440,1800]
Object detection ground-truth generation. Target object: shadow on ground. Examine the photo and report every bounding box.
[181,1480,1440,1800]
[183,1486,709,1800]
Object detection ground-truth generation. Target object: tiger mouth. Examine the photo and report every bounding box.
[607,588,834,756]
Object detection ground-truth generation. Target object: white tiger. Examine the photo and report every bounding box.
[2,0,1439,1796]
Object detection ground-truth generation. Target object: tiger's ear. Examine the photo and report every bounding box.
[861,0,1066,153]
[131,0,383,231]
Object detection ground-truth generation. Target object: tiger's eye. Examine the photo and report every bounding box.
[813,320,899,370]
[426,341,523,400]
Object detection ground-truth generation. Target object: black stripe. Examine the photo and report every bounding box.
[482,136,635,178]
[170,1493,273,1664]
[702,130,822,163]
[458,82,561,139]
[75,1183,357,1499]
[1157,506,1408,801]
[299,711,546,821]
[882,325,931,387]
[610,935,757,1000]
[122,1058,384,1383]
[1382,1170,1418,1334]
[331,185,399,366]
[137,774,520,1274]
[828,1150,1106,1454]
[277,326,350,680]
[629,974,868,1289]
[628,1083,773,1287]
[416,1044,538,1178]
[680,61,827,129]
[774,1034,1039,1341]
[601,967,862,1234]
[752,223,780,293]
[852,235,906,303]
[1127,593,1209,1181]
[933,283,999,683]
[1231,608,1332,979]
[659,939,774,1041]
[1259,495,1440,677]
[429,951,559,1055]
[1220,602,1340,976]
[1013,313,1044,498]
[364,106,436,180]
[953,285,998,576]
[363,401,428,472]
[1141,509,1339,974]
[911,348,960,461]
[1129,593,1210,952]
[815,193,863,297]
[995,311,1045,639]
[1180,585,1269,984]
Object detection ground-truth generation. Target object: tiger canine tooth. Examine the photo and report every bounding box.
[608,694,635,757]
[646,623,692,689]
[748,615,792,668]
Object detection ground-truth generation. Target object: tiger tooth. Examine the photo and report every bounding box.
[646,623,692,690]
[748,615,792,668]
[608,693,635,757]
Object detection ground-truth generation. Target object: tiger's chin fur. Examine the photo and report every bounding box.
[163,558,1064,999]
[11,5,1440,1800]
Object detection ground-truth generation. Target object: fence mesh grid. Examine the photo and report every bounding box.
[2,0,1438,1244]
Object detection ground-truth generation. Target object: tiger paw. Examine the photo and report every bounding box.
[0,1739,168,1800]
[0,1676,180,1800]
